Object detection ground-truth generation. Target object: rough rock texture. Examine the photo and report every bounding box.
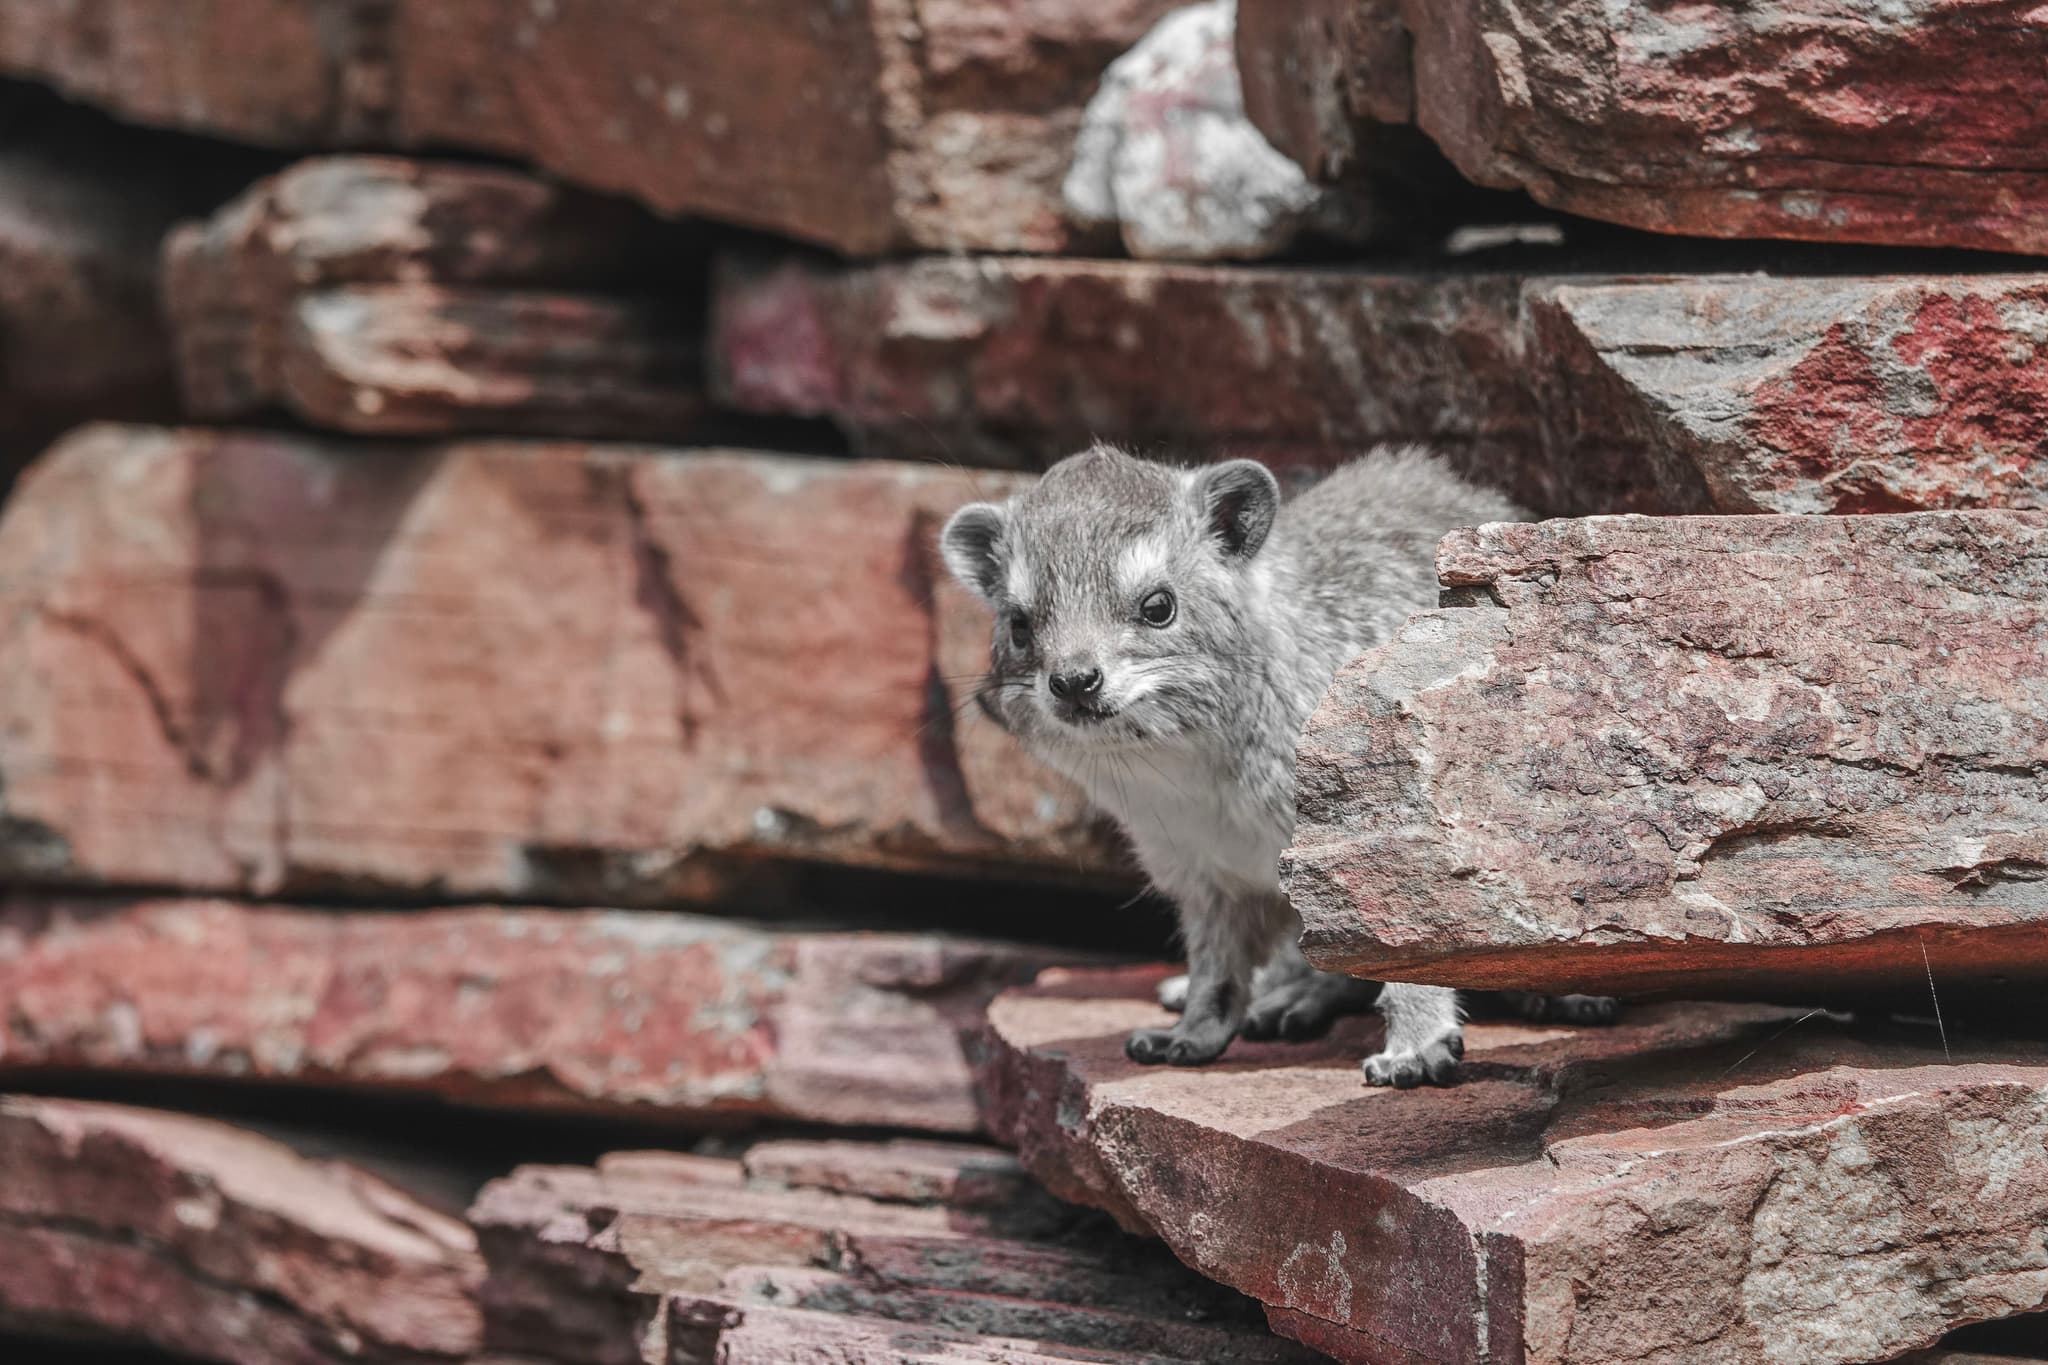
[1287,511,2048,1001]
[983,968,2048,1365]
[0,424,1116,901]
[1239,0,2048,254]
[1064,0,1356,260]
[471,1136,1322,1365]
[164,156,702,440]
[0,897,1070,1131]
[713,255,2048,516]
[0,1095,483,1364]
[0,0,1184,255]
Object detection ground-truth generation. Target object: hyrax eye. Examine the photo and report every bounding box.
[1139,589,1176,627]
[1008,613,1032,649]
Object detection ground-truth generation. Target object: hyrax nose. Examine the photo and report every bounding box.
[1048,666,1104,702]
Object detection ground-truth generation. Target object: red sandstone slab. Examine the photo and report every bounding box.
[712,255,2048,516]
[0,1095,482,1364]
[0,1,1181,254]
[0,897,1068,1132]
[0,424,1114,901]
[471,1136,1321,1365]
[982,968,2048,1365]
[1239,0,2048,255]
[163,157,702,440]
[1286,511,2048,1001]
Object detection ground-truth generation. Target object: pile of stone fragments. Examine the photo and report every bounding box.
[0,3,2043,1364]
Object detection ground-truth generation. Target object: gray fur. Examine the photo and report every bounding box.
[942,442,1567,1084]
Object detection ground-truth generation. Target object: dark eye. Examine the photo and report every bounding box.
[1139,589,1176,627]
[1008,612,1032,649]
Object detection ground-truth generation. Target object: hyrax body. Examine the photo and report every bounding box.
[941,443,1607,1084]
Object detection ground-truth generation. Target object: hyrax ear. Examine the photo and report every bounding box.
[1192,459,1279,560]
[939,502,1008,603]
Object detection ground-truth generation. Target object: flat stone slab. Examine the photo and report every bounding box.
[471,1134,1323,1365]
[1286,511,2048,1001]
[0,1095,483,1364]
[0,0,1182,255]
[981,967,2048,1365]
[1238,0,2048,255]
[0,423,1115,902]
[0,896,1070,1132]
[164,156,702,441]
[712,255,2048,516]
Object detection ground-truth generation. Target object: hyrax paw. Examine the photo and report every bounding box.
[1241,996,1336,1043]
[1553,993,1619,1025]
[1361,1033,1463,1088]
[1125,1026,1227,1067]
[1155,973,1189,1013]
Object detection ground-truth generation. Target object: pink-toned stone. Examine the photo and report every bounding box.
[164,156,701,440]
[472,1136,1319,1365]
[0,423,1116,901]
[0,896,1069,1132]
[0,1095,482,1364]
[1241,1,2048,254]
[1287,511,2048,1001]
[0,1,1183,254]
[982,968,2048,1365]
[713,254,2048,516]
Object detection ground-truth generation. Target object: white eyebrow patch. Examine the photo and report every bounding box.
[1115,535,1172,592]
[1006,559,1035,604]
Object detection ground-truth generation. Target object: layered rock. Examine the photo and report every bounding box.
[0,0,1186,254]
[0,1095,483,1364]
[1287,511,2048,1001]
[1238,0,2048,254]
[164,156,703,439]
[471,1135,1321,1365]
[0,424,1116,901]
[982,968,2048,1365]
[713,255,2048,515]
[0,90,264,477]
[0,896,1073,1131]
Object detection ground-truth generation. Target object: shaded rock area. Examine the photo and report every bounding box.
[0,423,1119,903]
[0,896,1071,1132]
[0,87,270,482]
[1287,511,2048,1002]
[164,156,704,440]
[0,1095,485,1365]
[0,0,1189,255]
[471,1134,1324,1365]
[712,254,2048,515]
[982,967,2048,1365]
[1238,0,2048,255]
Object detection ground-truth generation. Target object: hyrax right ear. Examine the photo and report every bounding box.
[939,502,1008,603]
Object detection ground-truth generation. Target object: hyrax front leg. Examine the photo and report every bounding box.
[1126,891,1281,1067]
[1362,983,1464,1088]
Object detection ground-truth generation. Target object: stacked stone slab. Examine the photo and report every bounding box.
[1237,0,2048,255]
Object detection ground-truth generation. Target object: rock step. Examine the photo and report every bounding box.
[711,254,2048,516]
[1287,510,2048,1002]
[164,156,704,442]
[0,896,1079,1133]
[1237,0,2048,255]
[472,1135,1323,1365]
[0,0,1187,256]
[0,424,1117,903]
[980,966,2048,1365]
[0,1094,486,1364]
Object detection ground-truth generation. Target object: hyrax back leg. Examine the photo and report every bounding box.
[1241,939,1379,1042]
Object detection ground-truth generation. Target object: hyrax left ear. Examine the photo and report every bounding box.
[1193,459,1279,560]
[939,502,1008,602]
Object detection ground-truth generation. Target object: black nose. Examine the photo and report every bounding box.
[1049,667,1104,701]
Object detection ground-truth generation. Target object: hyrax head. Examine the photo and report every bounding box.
[939,444,1280,750]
